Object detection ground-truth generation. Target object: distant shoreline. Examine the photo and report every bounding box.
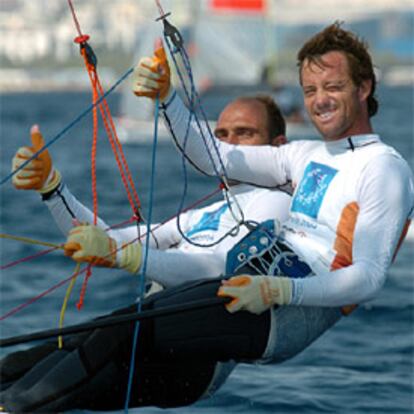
[1,64,413,94]
[0,68,118,93]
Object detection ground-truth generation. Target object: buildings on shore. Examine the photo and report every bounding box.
[0,0,413,91]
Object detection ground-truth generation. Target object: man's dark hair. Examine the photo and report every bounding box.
[297,21,378,117]
[237,95,286,140]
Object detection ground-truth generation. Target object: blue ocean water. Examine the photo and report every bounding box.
[0,86,413,413]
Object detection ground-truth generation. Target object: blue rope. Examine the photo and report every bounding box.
[162,31,245,248]
[1,67,134,187]
[124,96,160,412]
[179,46,228,177]
[165,40,225,180]
[165,38,229,181]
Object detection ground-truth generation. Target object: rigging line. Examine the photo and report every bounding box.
[89,69,100,225]
[58,262,81,349]
[0,186,222,272]
[164,112,221,179]
[67,0,83,37]
[0,241,126,321]
[173,132,247,248]
[159,23,220,175]
[0,187,223,320]
[157,15,248,232]
[172,131,243,248]
[124,95,161,412]
[155,11,261,226]
[164,104,290,191]
[0,220,151,321]
[0,233,62,250]
[222,184,246,227]
[69,52,100,309]
[0,247,57,271]
[68,0,141,217]
[137,97,161,296]
[68,0,142,216]
[0,269,86,322]
[68,0,142,307]
[175,45,247,225]
[178,45,230,178]
[162,26,229,182]
[157,18,230,213]
[163,38,224,180]
[161,40,247,247]
[76,39,141,220]
[0,229,124,320]
[154,0,166,17]
[80,45,142,217]
[94,77,142,214]
[173,123,247,248]
[0,296,231,348]
[0,67,133,187]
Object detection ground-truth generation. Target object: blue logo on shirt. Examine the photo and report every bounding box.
[186,204,229,237]
[291,161,338,219]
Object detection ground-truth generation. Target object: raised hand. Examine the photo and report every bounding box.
[12,125,61,194]
[132,39,171,101]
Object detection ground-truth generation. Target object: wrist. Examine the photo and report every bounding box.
[118,241,142,274]
[39,168,61,195]
[41,181,63,201]
[288,278,303,305]
[269,276,293,305]
[160,88,176,107]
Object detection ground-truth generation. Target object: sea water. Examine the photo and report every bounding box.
[0,85,413,413]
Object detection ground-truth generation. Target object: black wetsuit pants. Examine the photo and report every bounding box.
[0,278,270,412]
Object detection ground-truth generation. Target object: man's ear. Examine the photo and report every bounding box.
[271,135,287,147]
[359,78,372,102]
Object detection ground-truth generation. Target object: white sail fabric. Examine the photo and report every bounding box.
[191,15,269,87]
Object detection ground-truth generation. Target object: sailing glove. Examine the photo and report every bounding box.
[132,40,171,101]
[64,224,142,274]
[217,275,292,315]
[11,125,61,194]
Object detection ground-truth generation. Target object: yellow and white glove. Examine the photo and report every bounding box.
[63,224,142,274]
[217,275,292,315]
[11,124,61,194]
[132,40,171,101]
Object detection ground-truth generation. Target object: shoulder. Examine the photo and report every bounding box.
[359,151,414,212]
[281,139,322,163]
[363,149,413,181]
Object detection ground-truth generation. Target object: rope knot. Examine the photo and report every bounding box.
[79,41,98,70]
[73,34,90,44]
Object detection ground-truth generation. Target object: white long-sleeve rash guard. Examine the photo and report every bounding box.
[44,183,291,287]
[162,91,414,306]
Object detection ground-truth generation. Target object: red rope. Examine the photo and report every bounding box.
[76,48,99,308]
[95,79,142,212]
[78,46,142,216]
[89,70,99,224]
[0,270,83,322]
[0,187,222,321]
[0,0,223,322]
[76,265,92,310]
[0,247,58,270]
[1,187,222,272]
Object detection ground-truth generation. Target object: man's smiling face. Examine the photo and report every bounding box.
[301,50,372,141]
